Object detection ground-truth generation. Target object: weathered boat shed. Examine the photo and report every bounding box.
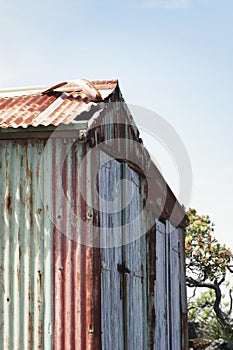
[0,79,188,349]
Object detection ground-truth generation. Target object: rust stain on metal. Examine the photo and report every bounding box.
[5,191,11,212]
[28,310,32,347]
[37,208,42,215]
[26,158,32,180]
[38,270,42,295]
[147,224,156,296]
[17,267,20,290]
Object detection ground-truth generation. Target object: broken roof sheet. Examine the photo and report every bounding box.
[0,79,118,129]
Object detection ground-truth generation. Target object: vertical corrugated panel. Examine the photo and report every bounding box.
[0,140,53,350]
[99,154,124,350]
[124,165,145,350]
[99,156,149,349]
[154,220,168,350]
[167,223,181,350]
[52,139,96,350]
[154,221,184,350]
[53,138,74,350]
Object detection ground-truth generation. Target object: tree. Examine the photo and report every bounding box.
[185,208,233,334]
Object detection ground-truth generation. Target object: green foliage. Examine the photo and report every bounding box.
[186,208,232,282]
[188,290,233,342]
[186,208,233,342]
[188,289,215,323]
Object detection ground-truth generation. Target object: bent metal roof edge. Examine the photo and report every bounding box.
[0,79,119,129]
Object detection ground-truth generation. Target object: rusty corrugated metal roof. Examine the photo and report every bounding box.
[0,79,118,129]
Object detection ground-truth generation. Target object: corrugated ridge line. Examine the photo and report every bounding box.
[77,142,87,350]
[42,140,54,350]
[53,139,65,350]
[62,140,72,349]
[16,142,24,349]
[7,145,19,348]
[2,141,10,349]
[0,140,53,350]
[77,141,92,350]
[0,149,4,345]
[72,143,79,348]
[77,142,89,350]
[9,142,22,349]
[62,141,69,348]
[24,143,31,349]
[84,142,94,350]
[68,142,78,348]
[28,143,34,348]
[31,141,42,350]
[52,140,86,350]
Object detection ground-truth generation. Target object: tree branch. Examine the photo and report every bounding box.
[228,289,232,316]
[186,276,232,330]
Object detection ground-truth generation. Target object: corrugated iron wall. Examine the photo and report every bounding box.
[0,140,53,350]
[0,138,100,350]
[51,139,100,350]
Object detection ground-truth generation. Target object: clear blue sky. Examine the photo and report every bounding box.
[1,0,233,249]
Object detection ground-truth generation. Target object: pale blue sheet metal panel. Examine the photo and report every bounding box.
[154,220,168,350]
[99,156,148,350]
[124,165,145,350]
[0,140,53,350]
[167,222,181,350]
[99,154,124,350]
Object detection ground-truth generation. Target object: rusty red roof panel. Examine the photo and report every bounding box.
[0,79,118,129]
